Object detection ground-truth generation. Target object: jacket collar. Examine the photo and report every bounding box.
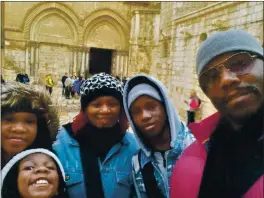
[188,112,221,143]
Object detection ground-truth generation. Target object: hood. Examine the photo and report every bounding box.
[1,149,65,198]
[123,74,183,157]
[1,82,60,141]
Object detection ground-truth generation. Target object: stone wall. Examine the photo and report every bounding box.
[129,10,160,76]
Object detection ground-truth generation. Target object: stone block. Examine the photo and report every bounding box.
[246,15,252,23]
[256,11,264,21]
[240,16,247,24]
[239,8,248,16]
[249,1,257,6]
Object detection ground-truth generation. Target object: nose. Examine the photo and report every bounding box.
[11,122,27,133]
[100,104,111,113]
[34,166,49,174]
[219,68,241,89]
[141,110,152,122]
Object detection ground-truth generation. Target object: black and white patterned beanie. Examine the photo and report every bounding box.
[80,73,123,110]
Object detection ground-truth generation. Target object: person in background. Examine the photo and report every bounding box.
[73,76,84,100]
[122,76,127,86]
[61,72,68,96]
[123,74,195,198]
[53,73,139,198]
[45,74,54,95]
[1,148,68,198]
[184,90,201,124]
[1,83,59,169]
[64,76,72,99]
[170,29,263,198]
[71,75,77,98]
[23,73,30,84]
[1,75,5,84]
[16,73,23,83]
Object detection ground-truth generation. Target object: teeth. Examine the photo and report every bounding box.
[35,180,49,184]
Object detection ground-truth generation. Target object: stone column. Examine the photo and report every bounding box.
[30,44,35,76]
[124,55,128,77]
[69,49,73,74]
[25,45,29,74]
[81,49,85,76]
[78,50,82,76]
[116,53,120,77]
[135,12,140,40]
[34,43,40,81]
[154,14,160,43]
[111,52,116,76]
[85,48,90,78]
[120,55,124,79]
[73,49,77,76]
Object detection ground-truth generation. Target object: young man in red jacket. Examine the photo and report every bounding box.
[170,29,263,198]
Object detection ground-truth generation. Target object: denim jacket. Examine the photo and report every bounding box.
[53,127,139,198]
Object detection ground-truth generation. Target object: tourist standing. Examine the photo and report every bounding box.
[45,74,54,95]
[184,90,201,124]
[64,76,72,99]
[73,76,84,100]
[61,72,68,96]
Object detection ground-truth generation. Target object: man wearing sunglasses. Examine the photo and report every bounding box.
[170,29,263,198]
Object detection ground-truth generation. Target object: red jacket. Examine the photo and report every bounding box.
[170,112,263,198]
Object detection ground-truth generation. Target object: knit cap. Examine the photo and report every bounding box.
[127,83,162,108]
[196,29,264,76]
[80,73,123,110]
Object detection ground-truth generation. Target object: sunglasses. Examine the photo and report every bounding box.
[199,52,258,88]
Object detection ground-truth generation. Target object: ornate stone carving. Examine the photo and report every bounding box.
[211,19,228,30]
[179,26,192,40]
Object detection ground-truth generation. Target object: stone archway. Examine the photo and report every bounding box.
[22,2,80,82]
[23,2,80,42]
[83,9,129,77]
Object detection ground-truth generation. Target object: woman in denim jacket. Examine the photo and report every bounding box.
[53,73,139,198]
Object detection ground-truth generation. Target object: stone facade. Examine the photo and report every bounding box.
[2,2,156,83]
[2,2,263,120]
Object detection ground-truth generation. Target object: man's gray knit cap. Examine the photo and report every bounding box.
[196,29,264,76]
[128,83,162,108]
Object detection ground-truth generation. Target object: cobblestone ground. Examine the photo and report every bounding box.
[50,86,80,126]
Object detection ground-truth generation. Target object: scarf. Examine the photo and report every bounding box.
[198,109,263,198]
[74,122,125,198]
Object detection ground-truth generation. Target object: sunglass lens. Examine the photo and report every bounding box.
[226,53,254,75]
[200,68,219,87]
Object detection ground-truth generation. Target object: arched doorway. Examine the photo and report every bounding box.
[24,2,79,83]
[83,9,129,78]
